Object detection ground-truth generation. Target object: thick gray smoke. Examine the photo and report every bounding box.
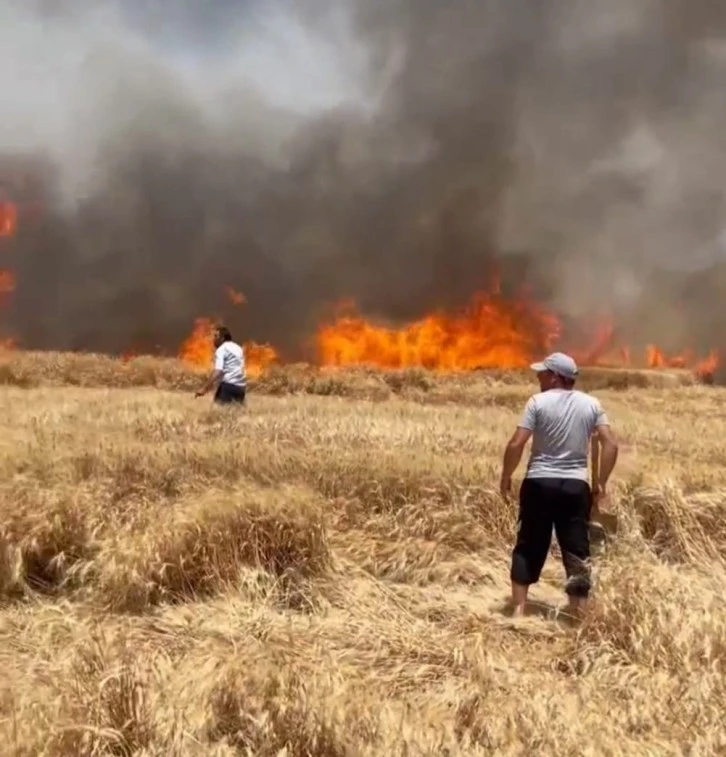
[2,0,726,360]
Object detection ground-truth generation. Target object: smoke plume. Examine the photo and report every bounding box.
[2,0,726,360]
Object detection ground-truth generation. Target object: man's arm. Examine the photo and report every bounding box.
[195,368,223,397]
[195,349,224,397]
[592,401,618,494]
[590,432,601,494]
[499,398,535,497]
[595,424,618,493]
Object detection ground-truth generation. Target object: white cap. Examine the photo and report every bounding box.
[530,352,579,380]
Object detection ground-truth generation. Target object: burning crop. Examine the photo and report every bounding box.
[0,178,719,383]
[178,317,280,379]
[174,281,720,382]
[0,201,16,237]
[0,199,16,348]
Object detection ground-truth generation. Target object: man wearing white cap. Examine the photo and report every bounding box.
[499,352,619,618]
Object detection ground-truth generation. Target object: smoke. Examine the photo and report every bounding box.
[2,0,726,359]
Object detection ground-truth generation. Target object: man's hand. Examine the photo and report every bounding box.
[500,476,512,501]
[195,369,222,400]
[500,426,532,502]
[595,425,618,496]
[593,485,609,512]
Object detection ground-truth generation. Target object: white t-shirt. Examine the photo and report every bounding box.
[518,389,609,481]
[214,341,246,387]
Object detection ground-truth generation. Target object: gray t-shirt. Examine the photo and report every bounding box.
[518,389,609,481]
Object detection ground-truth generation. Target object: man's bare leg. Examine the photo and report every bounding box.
[511,582,529,617]
[564,595,588,619]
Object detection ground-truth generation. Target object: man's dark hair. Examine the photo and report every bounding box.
[215,325,232,343]
[547,369,575,389]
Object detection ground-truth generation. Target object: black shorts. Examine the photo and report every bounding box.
[510,477,592,598]
[214,382,246,405]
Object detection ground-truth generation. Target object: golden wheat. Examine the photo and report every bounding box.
[0,351,723,756]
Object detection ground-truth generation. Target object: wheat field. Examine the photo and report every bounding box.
[0,351,724,756]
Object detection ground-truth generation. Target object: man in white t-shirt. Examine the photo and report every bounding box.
[499,352,619,618]
[194,325,246,405]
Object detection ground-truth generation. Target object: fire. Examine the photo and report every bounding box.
[317,291,562,370]
[178,318,214,369]
[178,317,279,378]
[0,201,17,237]
[163,282,721,383]
[1,200,17,319]
[693,350,719,380]
[565,314,719,376]
[174,280,719,381]
[576,319,625,366]
[591,341,719,378]
[314,291,720,378]
[226,287,247,306]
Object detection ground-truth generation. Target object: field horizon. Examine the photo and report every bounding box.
[0,350,724,755]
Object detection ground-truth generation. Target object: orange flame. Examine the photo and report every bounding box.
[316,289,562,370]
[226,287,247,306]
[179,317,215,369]
[314,291,720,379]
[570,315,719,377]
[578,319,618,365]
[178,317,279,378]
[694,349,719,380]
[0,202,17,237]
[0,200,16,341]
[173,281,719,382]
